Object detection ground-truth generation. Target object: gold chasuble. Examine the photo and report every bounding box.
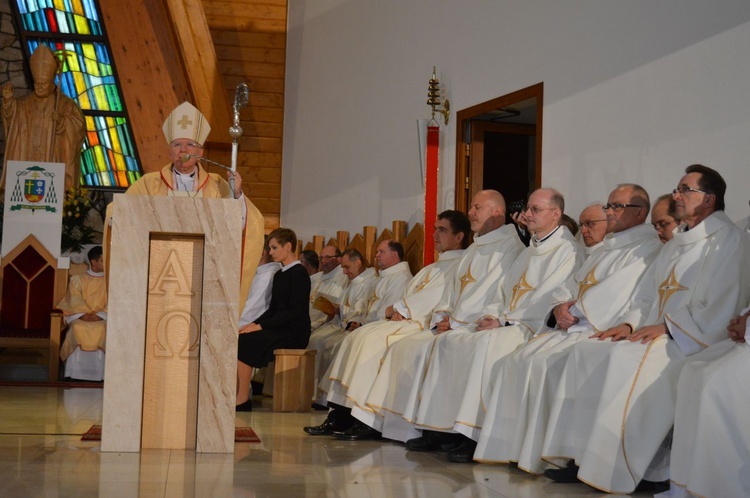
[122,163,265,312]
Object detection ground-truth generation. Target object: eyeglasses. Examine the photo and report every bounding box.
[170,141,203,151]
[672,185,707,196]
[578,219,607,229]
[524,205,555,215]
[602,203,642,212]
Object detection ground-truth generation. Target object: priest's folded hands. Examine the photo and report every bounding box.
[476,316,501,331]
[435,315,452,333]
[552,300,578,329]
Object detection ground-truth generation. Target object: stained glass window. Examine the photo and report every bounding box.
[11,0,141,189]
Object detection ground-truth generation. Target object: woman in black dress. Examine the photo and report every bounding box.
[236,228,311,410]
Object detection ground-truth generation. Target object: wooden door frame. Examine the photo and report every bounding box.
[455,82,544,212]
[468,121,537,199]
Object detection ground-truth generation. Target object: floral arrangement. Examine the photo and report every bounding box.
[61,187,96,254]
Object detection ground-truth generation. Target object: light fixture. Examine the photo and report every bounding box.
[427,66,450,126]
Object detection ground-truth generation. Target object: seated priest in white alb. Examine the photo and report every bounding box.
[303,210,470,438]
[58,246,107,381]
[306,239,412,437]
[473,184,661,473]
[307,245,350,385]
[353,190,524,443]
[402,188,584,463]
[662,304,750,498]
[307,248,377,403]
[541,165,750,494]
[577,203,608,252]
[651,193,681,244]
[308,245,348,331]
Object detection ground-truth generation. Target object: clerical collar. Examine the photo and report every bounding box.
[353,267,375,283]
[174,167,197,178]
[173,167,197,192]
[532,225,559,246]
[438,249,464,261]
[379,261,409,276]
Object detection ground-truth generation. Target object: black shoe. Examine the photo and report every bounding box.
[235,399,253,412]
[406,431,442,452]
[311,402,329,411]
[304,412,343,436]
[332,420,381,441]
[406,430,463,452]
[543,460,580,483]
[446,438,477,463]
[635,479,670,493]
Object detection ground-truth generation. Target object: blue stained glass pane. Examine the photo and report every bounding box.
[83,0,98,22]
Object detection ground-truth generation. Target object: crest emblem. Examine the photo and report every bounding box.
[9,165,57,213]
[24,179,45,203]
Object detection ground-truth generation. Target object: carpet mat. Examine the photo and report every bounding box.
[81,425,261,443]
[0,381,102,388]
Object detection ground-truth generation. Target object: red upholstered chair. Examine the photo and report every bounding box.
[0,235,68,381]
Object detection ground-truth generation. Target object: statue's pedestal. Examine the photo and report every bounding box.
[102,195,242,453]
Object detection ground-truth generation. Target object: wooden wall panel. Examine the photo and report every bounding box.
[101,0,285,232]
[203,0,287,232]
[98,0,193,173]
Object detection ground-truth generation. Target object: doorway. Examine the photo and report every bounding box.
[454,83,543,214]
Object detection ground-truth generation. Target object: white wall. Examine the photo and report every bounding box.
[283,0,750,242]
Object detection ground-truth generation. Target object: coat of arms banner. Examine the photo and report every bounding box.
[2,161,64,258]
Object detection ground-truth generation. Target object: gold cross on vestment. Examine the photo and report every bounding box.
[413,273,431,293]
[576,266,599,301]
[458,268,476,297]
[657,266,688,319]
[367,292,380,314]
[177,114,193,129]
[509,271,535,311]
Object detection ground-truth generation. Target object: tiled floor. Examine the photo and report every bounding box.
[0,387,649,497]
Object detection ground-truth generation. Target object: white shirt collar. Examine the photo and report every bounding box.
[281,260,302,272]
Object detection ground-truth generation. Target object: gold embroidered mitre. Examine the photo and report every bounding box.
[162,101,211,145]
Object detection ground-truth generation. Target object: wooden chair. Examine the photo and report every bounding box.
[0,235,68,381]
